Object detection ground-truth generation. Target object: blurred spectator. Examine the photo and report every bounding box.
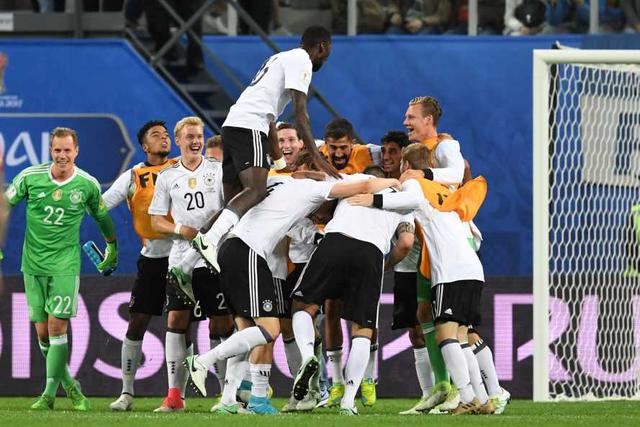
[622,0,640,32]
[238,0,272,34]
[447,0,505,34]
[331,0,387,33]
[386,0,453,34]
[505,0,546,34]
[545,0,574,33]
[575,0,625,32]
[144,0,205,73]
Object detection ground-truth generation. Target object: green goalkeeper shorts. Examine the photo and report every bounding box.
[23,274,80,322]
[416,271,432,303]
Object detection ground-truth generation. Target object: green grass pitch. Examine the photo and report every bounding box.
[1,397,640,426]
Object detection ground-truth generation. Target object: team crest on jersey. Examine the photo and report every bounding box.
[188,177,197,189]
[52,189,63,201]
[262,299,273,312]
[70,189,84,204]
[204,172,216,187]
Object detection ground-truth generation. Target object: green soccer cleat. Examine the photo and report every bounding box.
[398,396,428,415]
[420,381,451,411]
[192,233,220,274]
[325,383,345,408]
[492,387,511,415]
[30,394,55,410]
[292,356,319,401]
[184,355,208,397]
[212,402,243,414]
[339,406,358,416]
[360,378,377,407]
[65,381,91,411]
[167,266,196,305]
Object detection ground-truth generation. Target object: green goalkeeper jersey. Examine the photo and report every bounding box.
[6,163,111,275]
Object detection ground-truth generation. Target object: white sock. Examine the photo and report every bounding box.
[221,352,249,405]
[121,337,143,396]
[440,339,474,403]
[204,209,239,246]
[243,364,252,383]
[363,342,378,381]
[250,363,271,398]
[341,336,370,409]
[473,339,502,396]
[327,347,344,384]
[181,342,193,399]
[292,311,315,362]
[179,248,201,275]
[210,337,228,392]
[413,346,434,398]
[284,337,302,376]
[165,332,187,391]
[463,344,488,404]
[197,327,268,368]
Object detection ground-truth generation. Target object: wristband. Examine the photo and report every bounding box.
[174,223,183,235]
[422,168,434,180]
[372,194,383,209]
[273,156,287,171]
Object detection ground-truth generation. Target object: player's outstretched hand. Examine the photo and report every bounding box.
[97,241,118,275]
[346,194,373,207]
[313,154,341,180]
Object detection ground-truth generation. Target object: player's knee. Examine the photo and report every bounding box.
[467,329,481,345]
[256,322,280,342]
[126,314,151,340]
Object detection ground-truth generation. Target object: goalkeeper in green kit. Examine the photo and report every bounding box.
[5,127,118,410]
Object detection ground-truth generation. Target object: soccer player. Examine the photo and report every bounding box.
[290,173,415,416]
[148,117,233,412]
[319,117,381,174]
[205,135,223,162]
[381,131,410,179]
[183,157,399,414]
[6,127,118,410]
[191,25,338,273]
[274,122,304,173]
[103,120,176,411]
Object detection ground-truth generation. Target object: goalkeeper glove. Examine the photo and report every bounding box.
[97,241,118,276]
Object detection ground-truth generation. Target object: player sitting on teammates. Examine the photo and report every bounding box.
[148,117,234,412]
[103,120,177,411]
[6,127,118,411]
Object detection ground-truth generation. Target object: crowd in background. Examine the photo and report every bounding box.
[1,0,639,36]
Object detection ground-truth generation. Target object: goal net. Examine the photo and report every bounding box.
[533,49,640,401]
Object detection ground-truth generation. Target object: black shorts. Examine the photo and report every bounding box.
[129,255,168,316]
[218,237,285,319]
[292,233,384,329]
[166,267,228,321]
[392,271,419,330]
[431,280,483,326]
[281,263,305,318]
[221,126,270,185]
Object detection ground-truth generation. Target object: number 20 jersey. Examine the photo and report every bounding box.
[148,156,224,267]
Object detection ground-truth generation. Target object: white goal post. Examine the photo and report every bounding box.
[533,49,640,401]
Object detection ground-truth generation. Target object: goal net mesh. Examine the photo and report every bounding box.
[547,60,640,399]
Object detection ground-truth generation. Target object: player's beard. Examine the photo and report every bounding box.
[155,150,171,157]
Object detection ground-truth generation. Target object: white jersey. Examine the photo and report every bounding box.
[230,177,334,267]
[383,179,484,285]
[148,157,224,268]
[394,237,421,273]
[223,48,313,135]
[431,139,465,186]
[287,217,318,264]
[102,163,172,258]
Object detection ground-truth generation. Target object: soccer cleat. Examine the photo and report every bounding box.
[420,381,451,411]
[65,380,91,411]
[184,355,208,397]
[153,388,185,412]
[30,394,54,410]
[429,387,459,414]
[399,396,429,415]
[451,398,480,416]
[339,406,359,416]
[192,233,220,274]
[110,393,133,411]
[476,399,496,415]
[212,402,242,414]
[325,383,345,408]
[315,388,330,408]
[492,387,511,415]
[167,266,196,305]
[296,391,319,412]
[281,395,299,413]
[360,378,377,407]
[247,395,278,414]
[292,356,319,401]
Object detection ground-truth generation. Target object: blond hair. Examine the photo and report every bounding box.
[174,116,204,137]
[50,127,78,147]
[401,143,430,170]
[409,96,442,126]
